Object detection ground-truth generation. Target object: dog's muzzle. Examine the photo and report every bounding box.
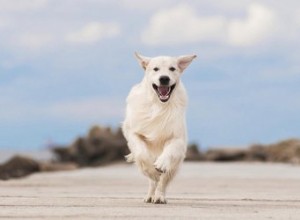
[152,83,176,102]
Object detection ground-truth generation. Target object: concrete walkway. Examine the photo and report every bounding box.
[1,162,300,219]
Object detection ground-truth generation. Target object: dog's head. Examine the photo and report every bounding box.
[135,53,196,103]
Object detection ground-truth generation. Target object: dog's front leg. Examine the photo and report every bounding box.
[154,138,186,173]
[152,138,186,204]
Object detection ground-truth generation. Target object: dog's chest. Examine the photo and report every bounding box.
[132,103,181,143]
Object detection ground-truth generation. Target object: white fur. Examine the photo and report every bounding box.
[122,53,196,204]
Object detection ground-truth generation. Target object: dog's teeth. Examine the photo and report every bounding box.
[160,95,169,100]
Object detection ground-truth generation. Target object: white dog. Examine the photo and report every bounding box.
[122,52,196,204]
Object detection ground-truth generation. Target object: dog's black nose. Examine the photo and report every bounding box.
[159,76,170,85]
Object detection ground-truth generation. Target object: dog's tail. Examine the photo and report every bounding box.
[124,153,134,163]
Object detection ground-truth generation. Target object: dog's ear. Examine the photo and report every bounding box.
[177,55,197,72]
[135,52,151,70]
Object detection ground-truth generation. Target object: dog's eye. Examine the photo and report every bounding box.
[153,67,159,72]
[169,67,176,72]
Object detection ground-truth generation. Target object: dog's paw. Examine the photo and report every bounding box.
[154,157,170,173]
[155,167,165,173]
[144,195,154,203]
[124,153,134,163]
[153,195,167,204]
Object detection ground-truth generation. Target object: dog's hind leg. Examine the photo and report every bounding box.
[152,172,174,204]
[144,179,157,203]
[135,158,160,203]
[134,155,160,203]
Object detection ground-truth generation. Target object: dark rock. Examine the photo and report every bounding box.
[185,144,205,161]
[0,155,40,180]
[52,125,129,167]
[247,144,268,161]
[265,139,300,164]
[205,148,247,161]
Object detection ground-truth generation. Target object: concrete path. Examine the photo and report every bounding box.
[1,162,300,219]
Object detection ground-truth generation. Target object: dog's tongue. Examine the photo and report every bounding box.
[158,86,170,96]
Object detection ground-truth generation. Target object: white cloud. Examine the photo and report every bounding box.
[141,3,276,47]
[120,0,174,10]
[142,4,226,46]
[0,0,48,11]
[0,20,121,55]
[0,2,121,53]
[228,3,276,46]
[65,22,120,44]
[15,32,54,50]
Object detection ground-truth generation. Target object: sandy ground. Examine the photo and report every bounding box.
[1,162,300,219]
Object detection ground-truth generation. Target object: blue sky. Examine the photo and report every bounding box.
[0,0,299,150]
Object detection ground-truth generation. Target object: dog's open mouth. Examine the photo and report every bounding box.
[152,84,176,102]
